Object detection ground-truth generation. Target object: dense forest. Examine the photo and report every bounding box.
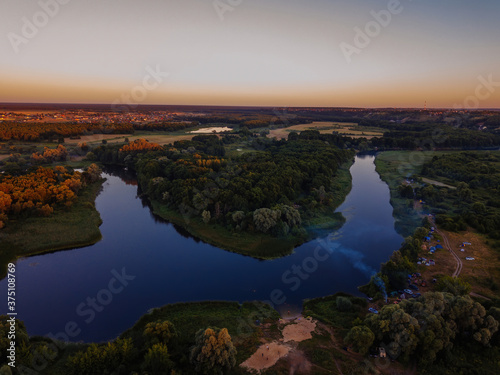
[93,134,354,240]
[0,121,199,141]
[0,164,101,229]
[418,152,500,241]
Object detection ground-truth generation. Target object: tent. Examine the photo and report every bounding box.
[436,245,443,249]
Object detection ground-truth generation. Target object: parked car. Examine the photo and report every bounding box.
[466,257,475,261]
[409,284,419,290]
[404,289,413,295]
[368,308,379,314]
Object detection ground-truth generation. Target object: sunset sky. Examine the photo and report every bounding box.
[1,0,499,108]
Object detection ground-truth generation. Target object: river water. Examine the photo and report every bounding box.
[1,154,403,342]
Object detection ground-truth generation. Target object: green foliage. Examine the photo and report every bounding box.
[435,276,472,296]
[66,338,133,375]
[142,343,174,374]
[189,327,237,375]
[366,292,500,366]
[202,210,211,224]
[421,152,500,240]
[336,296,353,312]
[94,138,354,243]
[253,208,280,233]
[344,326,375,355]
[366,304,420,362]
[143,320,177,347]
[0,316,29,366]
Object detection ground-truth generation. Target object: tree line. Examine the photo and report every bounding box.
[93,134,354,238]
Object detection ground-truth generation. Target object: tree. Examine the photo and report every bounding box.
[143,320,177,346]
[435,276,471,296]
[336,296,352,312]
[202,210,211,224]
[67,338,133,375]
[190,327,237,375]
[142,343,174,374]
[231,211,245,223]
[344,326,374,355]
[365,304,419,361]
[278,205,301,227]
[83,163,101,184]
[253,208,280,233]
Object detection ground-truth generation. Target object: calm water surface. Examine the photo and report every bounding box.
[0,154,403,342]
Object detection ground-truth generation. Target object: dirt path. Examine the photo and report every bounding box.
[421,178,456,189]
[433,223,462,277]
[318,323,345,375]
[470,292,492,300]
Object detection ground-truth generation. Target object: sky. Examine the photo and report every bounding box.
[1,0,499,108]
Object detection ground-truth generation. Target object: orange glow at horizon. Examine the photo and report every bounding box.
[1,0,499,109]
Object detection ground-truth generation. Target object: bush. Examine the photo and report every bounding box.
[336,296,352,312]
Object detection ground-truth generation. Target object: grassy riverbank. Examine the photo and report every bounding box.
[375,151,452,237]
[0,180,104,278]
[151,201,299,258]
[26,301,279,375]
[150,162,353,259]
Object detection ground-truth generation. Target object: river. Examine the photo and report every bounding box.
[1,154,403,342]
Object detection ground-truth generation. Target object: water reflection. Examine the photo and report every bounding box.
[0,155,402,342]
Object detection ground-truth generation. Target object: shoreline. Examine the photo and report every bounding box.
[0,179,105,279]
[147,161,353,259]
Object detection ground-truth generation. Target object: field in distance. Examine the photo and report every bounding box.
[267,121,384,140]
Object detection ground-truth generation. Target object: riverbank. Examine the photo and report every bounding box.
[149,162,353,259]
[375,151,446,237]
[25,301,280,375]
[0,180,104,278]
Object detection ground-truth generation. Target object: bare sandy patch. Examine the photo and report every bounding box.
[240,342,291,373]
[240,316,317,373]
[189,127,232,133]
[282,317,317,343]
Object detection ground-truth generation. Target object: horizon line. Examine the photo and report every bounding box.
[0,102,499,112]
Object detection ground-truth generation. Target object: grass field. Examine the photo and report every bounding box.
[65,133,199,146]
[268,121,384,140]
[417,229,500,299]
[63,125,236,146]
[0,180,104,278]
